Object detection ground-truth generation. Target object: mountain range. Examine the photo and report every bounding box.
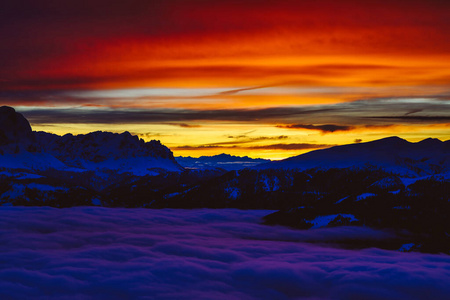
[0,106,449,253]
[2,106,449,177]
[176,154,269,171]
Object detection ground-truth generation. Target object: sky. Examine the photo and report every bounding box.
[1,0,449,159]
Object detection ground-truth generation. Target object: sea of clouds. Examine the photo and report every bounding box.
[0,207,449,299]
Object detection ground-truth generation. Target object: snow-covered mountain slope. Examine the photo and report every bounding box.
[0,151,67,171]
[176,153,269,171]
[0,106,183,175]
[35,131,183,174]
[255,137,450,177]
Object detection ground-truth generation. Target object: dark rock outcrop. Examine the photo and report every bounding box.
[0,106,33,145]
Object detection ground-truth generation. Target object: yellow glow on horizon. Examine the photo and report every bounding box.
[30,122,450,160]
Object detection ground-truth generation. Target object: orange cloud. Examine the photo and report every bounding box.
[1,0,449,92]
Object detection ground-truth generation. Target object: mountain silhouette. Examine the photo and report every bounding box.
[0,106,182,174]
[256,136,450,177]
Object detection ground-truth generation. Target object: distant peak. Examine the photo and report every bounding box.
[0,106,16,113]
[365,136,409,146]
[417,137,442,144]
[417,138,444,147]
[378,136,406,142]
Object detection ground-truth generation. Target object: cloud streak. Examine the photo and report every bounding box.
[174,143,334,151]
[245,143,335,150]
[166,123,202,128]
[208,136,289,146]
[277,124,354,133]
[19,106,331,124]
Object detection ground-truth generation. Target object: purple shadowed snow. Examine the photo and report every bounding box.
[0,207,449,299]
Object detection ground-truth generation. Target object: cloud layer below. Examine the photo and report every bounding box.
[0,207,449,299]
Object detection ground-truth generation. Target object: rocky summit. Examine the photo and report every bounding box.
[0,106,183,174]
[0,106,33,145]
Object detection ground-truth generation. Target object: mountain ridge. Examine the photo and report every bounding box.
[1,106,448,177]
[255,136,450,177]
[0,107,183,174]
[176,153,269,171]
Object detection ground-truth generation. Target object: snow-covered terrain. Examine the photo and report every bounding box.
[0,207,448,300]
[256,137,450,177]
[0,151,67,171]
[176,154,269,171]
[0,106,448,254]
[308,214,358,229]
[356,193,377,201]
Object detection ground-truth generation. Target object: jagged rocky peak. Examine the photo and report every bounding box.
[36,130,176,163]
[0,106,183,174]
[0,106,33,145]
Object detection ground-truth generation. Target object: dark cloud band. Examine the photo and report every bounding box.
[174,143,334,151]
[17,98,450,128]
[277,124,354,133]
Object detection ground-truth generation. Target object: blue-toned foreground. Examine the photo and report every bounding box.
[0,207,449,299]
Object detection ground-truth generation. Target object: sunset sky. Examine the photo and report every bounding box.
[1,0,449,159]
